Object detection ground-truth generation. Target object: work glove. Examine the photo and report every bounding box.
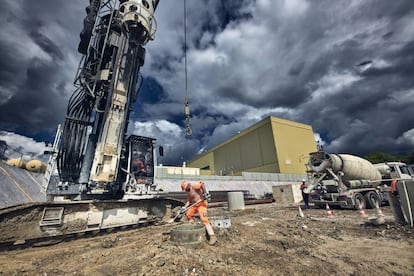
[179,207,186,214]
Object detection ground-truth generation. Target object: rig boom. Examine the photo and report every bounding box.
[48,0,161,200]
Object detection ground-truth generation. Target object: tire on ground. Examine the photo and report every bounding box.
[353,192,366,210]
[364,191,380,209]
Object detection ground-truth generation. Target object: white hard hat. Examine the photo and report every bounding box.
[302,179,306,182]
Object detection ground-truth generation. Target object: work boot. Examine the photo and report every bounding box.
[208,235,217,245]
[205,223,217,245]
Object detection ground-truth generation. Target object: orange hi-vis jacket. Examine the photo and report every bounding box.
[186,182,209,225]
[390,179,397,193]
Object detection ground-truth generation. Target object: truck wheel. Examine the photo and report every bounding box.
[315,204,325,209]
[354,193,366,210]
[364,191,380,209]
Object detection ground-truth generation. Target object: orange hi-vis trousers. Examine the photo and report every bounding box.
[186,200,209,225]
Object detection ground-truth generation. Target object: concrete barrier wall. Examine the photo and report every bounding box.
[154,171,306,199]
[154,178,301,199]
[0,162,305,208]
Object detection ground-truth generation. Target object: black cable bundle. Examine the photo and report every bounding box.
[57,87,95,182]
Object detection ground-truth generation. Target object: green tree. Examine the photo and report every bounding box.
[365,152,414,164]
[365,152,396,164]
[409,152,414,164]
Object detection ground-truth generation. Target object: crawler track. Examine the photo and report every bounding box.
[0,218,160,252]
[0,198,183,251]
[0,220,163,252]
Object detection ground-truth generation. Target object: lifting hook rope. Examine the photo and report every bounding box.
[183,0,192,136]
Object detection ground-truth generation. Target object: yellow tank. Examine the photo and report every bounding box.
[25,159,47,173]
[6,158,26,168]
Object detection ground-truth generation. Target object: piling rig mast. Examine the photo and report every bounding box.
[47,0,160,200]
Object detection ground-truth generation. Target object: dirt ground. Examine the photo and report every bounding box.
[0,203,413,276]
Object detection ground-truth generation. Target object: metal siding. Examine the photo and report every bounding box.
[258,122,277,166]
[240,130,262,170]
[188,116,316,175]
[187,152,214,172]
[225,139,242,174]
[214,147,227,175]
[273,121,317,174]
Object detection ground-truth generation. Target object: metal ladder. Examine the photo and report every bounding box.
[42,124,62,192]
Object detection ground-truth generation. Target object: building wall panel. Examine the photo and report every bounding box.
[272,118,316,174]
[187,116,316,175]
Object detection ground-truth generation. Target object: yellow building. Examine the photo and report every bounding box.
[187,116,317,175]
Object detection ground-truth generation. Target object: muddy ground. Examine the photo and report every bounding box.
[0,203,413,276]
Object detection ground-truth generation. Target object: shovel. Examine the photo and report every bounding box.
[168,200,203,223]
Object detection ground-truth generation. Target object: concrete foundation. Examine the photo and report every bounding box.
[272,184,302,205]
[170,224,205,246]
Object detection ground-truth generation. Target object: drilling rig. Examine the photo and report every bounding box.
[0,1,184,245]
[48,0,165,200]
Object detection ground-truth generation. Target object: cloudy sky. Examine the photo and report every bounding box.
[0,0,413,165]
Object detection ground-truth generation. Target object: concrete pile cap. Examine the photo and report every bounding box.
[209,216,231,229]
[170,224,205,247]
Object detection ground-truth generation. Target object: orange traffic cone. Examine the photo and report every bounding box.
[298,206,304,218]
[375,202,384,217]
[357,204,368,218]
[326,203,334,218]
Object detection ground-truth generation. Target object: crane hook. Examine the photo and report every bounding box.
[184,96,192,136]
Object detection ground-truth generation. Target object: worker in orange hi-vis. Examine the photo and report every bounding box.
[180,180,217,245]
[390,179,398,194]
[388,179,406,225]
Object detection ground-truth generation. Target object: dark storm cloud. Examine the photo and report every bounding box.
[0,0,83,136]
[300,65,414,156]
[0,57,67,132]
[141,0,414,162]
[188,0,253,49]
[29,31,64,61]
[137,76,167,104]
[197,0,253,34]
[387,41,414,76]
[217,81,306,108]
[0,40,22,89]
[1,0,414,165]
[288,60,305,76]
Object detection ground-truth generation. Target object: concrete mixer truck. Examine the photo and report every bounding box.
[306,151,413,209]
